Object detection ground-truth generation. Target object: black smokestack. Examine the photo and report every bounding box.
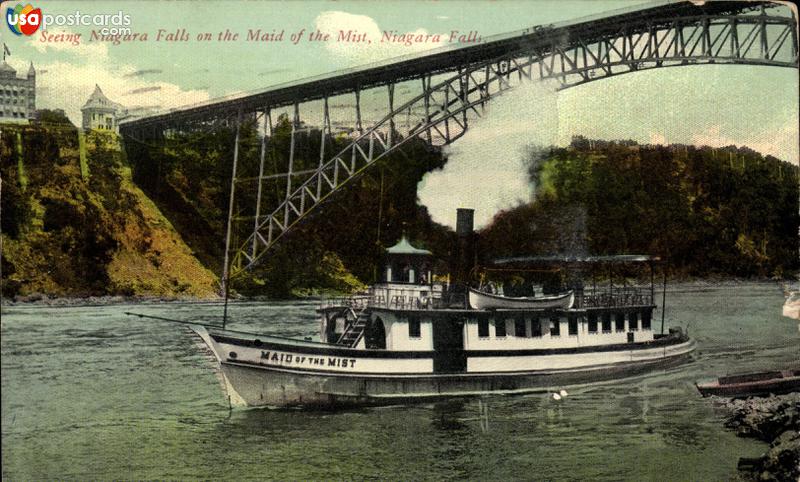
[451,208,476,296]
[456,208,474,237]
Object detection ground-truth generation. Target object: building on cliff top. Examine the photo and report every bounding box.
[0,60,36,123]
[81,84,124,133]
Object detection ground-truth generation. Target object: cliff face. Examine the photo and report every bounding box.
[1,124,219,299]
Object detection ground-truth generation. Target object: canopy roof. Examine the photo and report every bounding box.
[386,236,432,256]
[492,254,660,266]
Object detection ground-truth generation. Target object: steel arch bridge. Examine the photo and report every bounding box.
[119,0,798,286]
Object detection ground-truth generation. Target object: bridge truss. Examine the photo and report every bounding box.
[119,1,798,288]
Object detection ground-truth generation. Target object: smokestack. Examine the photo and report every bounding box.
[456,208,474,237]
[451,208,476,298]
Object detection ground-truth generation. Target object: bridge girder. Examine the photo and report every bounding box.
[118,2,799,284]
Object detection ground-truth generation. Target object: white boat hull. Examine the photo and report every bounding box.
[193,327,695,408]
[468,288,574,310]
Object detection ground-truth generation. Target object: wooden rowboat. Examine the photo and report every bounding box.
[695,369,800,398]
[468,288,574,310]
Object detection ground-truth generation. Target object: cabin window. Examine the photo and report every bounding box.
[514,318,526,337]
[549,316,560,337]
[478,318,490,338]
[408,317,421,338]
[601,313,612,333]
[588,313,598,334]
[615,313,625,332]
[531,318,542,337]
[495,319,507,337]
[640,311,650,330]
[568,316,578,336]
[629,312,639,331]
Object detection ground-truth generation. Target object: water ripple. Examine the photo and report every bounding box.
[1,283,797,480]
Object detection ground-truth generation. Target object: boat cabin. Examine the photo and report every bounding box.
[204,202,693,407]
[318,234,665,375]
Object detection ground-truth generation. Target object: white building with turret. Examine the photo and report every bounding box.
[0,60,35,122]
[81,84,123,132]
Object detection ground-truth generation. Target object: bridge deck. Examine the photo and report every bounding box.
[119,0,764,130]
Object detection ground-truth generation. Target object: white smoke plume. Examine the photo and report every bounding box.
[417,80,561,230]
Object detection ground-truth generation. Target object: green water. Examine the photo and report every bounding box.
[2,283,798,480]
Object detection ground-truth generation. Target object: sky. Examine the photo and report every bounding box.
[1,0,797,228]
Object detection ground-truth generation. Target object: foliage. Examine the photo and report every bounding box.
[4,121,795,300]
[0,124,218,298]
[482,137,799,278]
[131,117,454,297]
[34,109,75,127]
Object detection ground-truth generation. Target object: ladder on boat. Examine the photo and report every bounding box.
[336,309,370,347]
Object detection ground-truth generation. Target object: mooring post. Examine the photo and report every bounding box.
[222,108,243,329]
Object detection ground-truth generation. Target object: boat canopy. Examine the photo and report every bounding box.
[386,236,432,256]
[492,254,660,266]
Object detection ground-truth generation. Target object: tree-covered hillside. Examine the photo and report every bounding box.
[127,115,455,297]
[481,137,799,278]
[3,124,796,301]
[1,123,218,298]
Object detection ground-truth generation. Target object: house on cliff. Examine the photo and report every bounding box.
[81,85,124,133]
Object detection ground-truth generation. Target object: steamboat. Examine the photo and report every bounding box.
[191,209,695,408]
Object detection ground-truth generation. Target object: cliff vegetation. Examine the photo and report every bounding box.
[1,119,218,299]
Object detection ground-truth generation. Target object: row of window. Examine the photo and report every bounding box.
[477,311,652,338]
[90,113,116,122]
[1,111,30,118]
[405,311,653,339]
[588,311,651,333]
[0,89,28,96]
[1,98,33,105]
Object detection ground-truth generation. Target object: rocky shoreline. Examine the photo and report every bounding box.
[720,394,800,481]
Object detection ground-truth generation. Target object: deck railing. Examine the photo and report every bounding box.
[321,288,653,311]
[320,292,466,311]
[578,287,653,308]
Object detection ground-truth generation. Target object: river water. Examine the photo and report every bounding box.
[2,283,798,480]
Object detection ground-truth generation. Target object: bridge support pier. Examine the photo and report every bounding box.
[252,108,272,259]
[221,108,242,309]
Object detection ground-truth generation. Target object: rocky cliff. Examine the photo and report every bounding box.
[1,122,219,299]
